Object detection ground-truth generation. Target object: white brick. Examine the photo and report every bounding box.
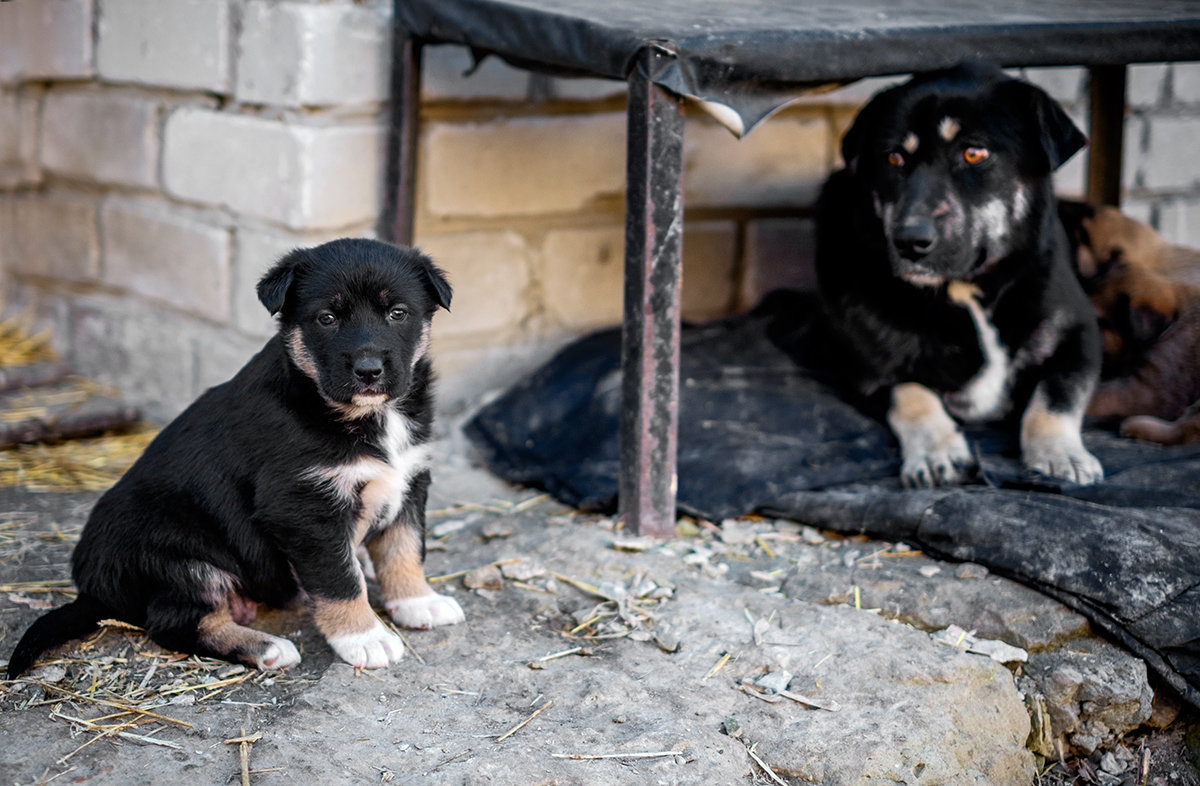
[100,198,231,320]
[70,295,197,422]
[1157,198,1200,247]
[1133,115,1200,192]
[415,231,532,340]
[0,87,41,188]
[1127,64,1168,109]
[685,113,829,208]
[232,228,347,338]
[1022,67,1086,107]
[422,45,529,101]
[96,0,231,92]
[236,2,389,107]
[0,0,93,82]
[1171,63,1200,105]
[423,113,626,217]
[539,223,737,332]
[43,90,160,188]
[192,326,266,396]
[163,108,384,230]
[7,193,100,283]
[547,76,626,102]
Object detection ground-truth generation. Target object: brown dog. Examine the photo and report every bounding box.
[1061,201,1200,444]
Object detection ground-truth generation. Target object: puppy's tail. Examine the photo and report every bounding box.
[6,593,111,679]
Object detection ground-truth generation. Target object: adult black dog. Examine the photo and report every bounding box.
[8,239,463,677]
[816,62,1103,487]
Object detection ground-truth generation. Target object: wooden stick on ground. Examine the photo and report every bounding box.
[494,700,552,743]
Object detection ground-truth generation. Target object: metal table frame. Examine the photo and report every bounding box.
[382,2,1197,537]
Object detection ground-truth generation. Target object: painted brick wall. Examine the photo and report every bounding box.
[1,1,1198,421]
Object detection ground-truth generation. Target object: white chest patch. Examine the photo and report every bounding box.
[308,409,432,533]
[946,284,1011,422]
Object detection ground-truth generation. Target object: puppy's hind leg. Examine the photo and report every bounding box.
[145,596,300,670]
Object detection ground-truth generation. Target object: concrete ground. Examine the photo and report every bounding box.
[0,421,1197,786]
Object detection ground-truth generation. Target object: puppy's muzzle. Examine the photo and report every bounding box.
[893,219,937,260]
[353,357,384,386]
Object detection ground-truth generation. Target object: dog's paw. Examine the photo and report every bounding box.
[386,593,465,630]
[253,635,302,670]
[899,434,974,488]
[1023,441,1104,485]
[327,621,406,669]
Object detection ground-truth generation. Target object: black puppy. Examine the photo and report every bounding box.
[8,239,463,677]
[816,62,1103,487]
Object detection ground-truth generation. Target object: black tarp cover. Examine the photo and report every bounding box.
[465,292,1200,707]
[398,0,1200,134]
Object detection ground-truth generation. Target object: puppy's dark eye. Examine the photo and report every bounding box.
[317,312,337,327]
[963,147,989,165]
[887,151,905,167]
[388,307,408,323]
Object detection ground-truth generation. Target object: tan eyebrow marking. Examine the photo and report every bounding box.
[903,132,919,154]
[939,117,961,142]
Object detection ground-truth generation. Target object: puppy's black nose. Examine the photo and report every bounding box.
[353,357,384,383]
[893,221,936,258]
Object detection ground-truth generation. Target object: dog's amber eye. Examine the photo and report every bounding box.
[388,307,408,323]
[887,151,905,167]
[317,312,336,326]
[963,147,989,164]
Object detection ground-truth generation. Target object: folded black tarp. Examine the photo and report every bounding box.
[465,291,1200,707]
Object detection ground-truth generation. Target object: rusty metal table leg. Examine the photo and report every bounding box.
[619,49,685,538]
[1086,64,1127,207]
[382,12,421,245]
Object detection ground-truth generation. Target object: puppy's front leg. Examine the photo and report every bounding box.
[288,535,405,668]
[1021,385,1103,485]
[367,484,464,630]
[368,523,464,629]
[888,382,975,487]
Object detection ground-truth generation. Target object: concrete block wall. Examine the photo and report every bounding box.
[0,1,1198,422]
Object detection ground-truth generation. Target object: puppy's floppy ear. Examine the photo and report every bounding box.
[997,79,1087,172]
[257,248,309,315]
[416,253,452,312]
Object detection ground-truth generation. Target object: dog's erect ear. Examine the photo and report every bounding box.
[840,90,894,173]
[257,248,309,316]
[998,79,1087,172]
[417,253,452,312]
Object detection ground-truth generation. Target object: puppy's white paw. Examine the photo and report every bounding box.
[254,635,301,670]
[1023,441,1104,485]
[899,432,974,488]
[889,383,975,488]
[327,621,405,669]
[386,593,465,630]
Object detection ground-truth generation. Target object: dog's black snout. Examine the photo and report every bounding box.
[353,357,384,384]
[893,221,937,258]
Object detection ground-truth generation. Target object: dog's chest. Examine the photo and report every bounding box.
[942,285,1013,421]
[310,410,430,534]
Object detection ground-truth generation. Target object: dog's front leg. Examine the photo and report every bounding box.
[286,533,406,668]
[367,484,464,630]
[888,382,975,487]
[1021,385,1104,485]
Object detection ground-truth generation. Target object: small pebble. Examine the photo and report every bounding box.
[954,563,989,580]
